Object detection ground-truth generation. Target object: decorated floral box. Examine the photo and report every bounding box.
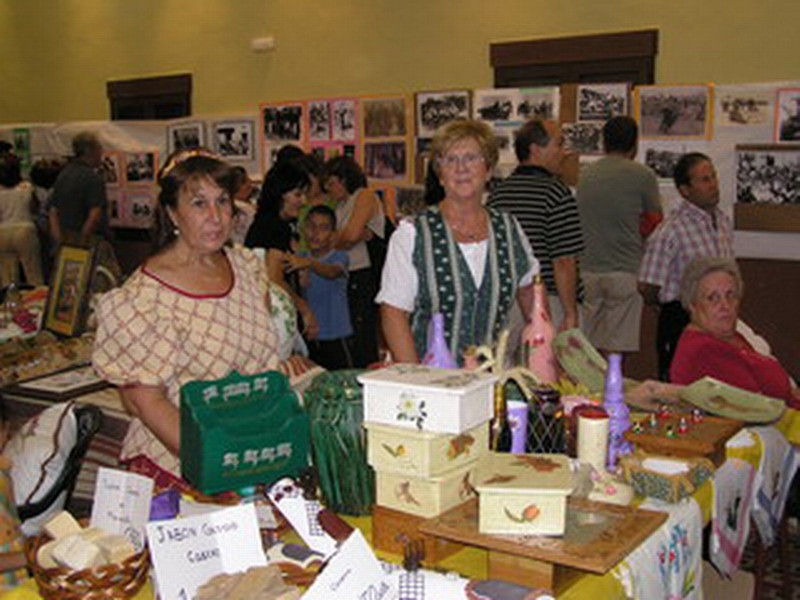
[364,421,488,478]
[358,365,496,434]
[475,452,573,536]
[375,460,478,519]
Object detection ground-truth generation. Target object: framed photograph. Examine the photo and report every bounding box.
[99,151,122,186]
[473,88,517,123]
[636,84,712,140]
[735,144,800,233]
[715,87,773,128]
[363,140,407,181]
[638,140,708,183]
[415,90,470,138]
[106,188,123,227]
[331,99,358,141]
[774,88,800,142]
[126,189,158,229]
[213,120,254,160]
[562,121,604,155]
[577,83,629,121]
[167,122,206,154]
[261,102,305,142]
[3,364,108,401]
[308,100,332,141]
[43,243,97,337]
[517,86,560,121]
[362,96,408,138]
[123,152,157,184]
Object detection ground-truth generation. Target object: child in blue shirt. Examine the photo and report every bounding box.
[285,205,356,369]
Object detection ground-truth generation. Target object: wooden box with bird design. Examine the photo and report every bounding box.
[475,452,573,536]
[375,459,480,519]
[358,365,496,434]
[364,421,489,478]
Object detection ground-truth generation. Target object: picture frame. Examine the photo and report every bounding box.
[167,121,206,154]
[517,86,560,122]
[99,151,122,186]
[774,87,800,142]
[123,151,158,184]
[734,143,800,233]
[635,84,713,140]
[415,89,471,138]
[715,87,774,128]
[212,120,254,160]
[577,83,629,121]
[562,121,604,155]
[362,95,408,138]
[363,140,408,182]
[260,102,306,143]
[2,363,108,401]
[473,88,518,123]
[43,243,97,337]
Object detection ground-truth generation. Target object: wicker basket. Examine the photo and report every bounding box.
[25,534,150,600]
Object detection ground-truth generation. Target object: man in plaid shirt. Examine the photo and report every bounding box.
[638,153,734,381]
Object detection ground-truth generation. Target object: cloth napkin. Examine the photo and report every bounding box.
[709,457,756,576]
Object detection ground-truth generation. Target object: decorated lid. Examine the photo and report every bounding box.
[358,364,497,393]
[475,452,573,495]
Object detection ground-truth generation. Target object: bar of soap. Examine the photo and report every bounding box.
[95,534,136,563]
[51,534,103,571]
[36,539,60,569]
[43,511,82,540]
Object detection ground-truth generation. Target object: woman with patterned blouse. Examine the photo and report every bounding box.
[93,150,305,484]
[377,120,539,365]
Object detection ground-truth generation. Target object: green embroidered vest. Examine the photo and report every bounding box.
[411,207,531,364]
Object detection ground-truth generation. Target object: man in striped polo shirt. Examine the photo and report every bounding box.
[491,119,584,331]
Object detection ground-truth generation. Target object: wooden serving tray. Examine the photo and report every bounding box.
[624,414,743,467]
[419,497,666,592]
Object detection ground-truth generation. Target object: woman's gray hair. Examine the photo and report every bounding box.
[679,257,743,310]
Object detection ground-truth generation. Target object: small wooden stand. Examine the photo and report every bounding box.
[419,497,666,593]
[371,504,465,562]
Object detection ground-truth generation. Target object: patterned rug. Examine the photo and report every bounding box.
[739,519,800,600]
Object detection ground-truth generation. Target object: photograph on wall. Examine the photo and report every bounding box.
[364,141,407,181]
[309,100,332,141]
[715,87,774,128]
[775,88,800,142]
[126,189,158,229]
[736,144,799,205]
[577,83,629,121]
[167,122,205,154]
[99,151,122,186]
[106,188,123,227]
[331,99,357,141]
[637,140,708,182]
[562,121,604,155]
[517,87,560,121]
[362,96,407,138]
[261,103,305,142]
[473,88,518,123]
[213,120,254,160]
[493,122,517,167]
[415,90,470,138]
[123,152,157,184]
[636,84,712,140]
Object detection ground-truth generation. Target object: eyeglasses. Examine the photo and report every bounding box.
[437,153,485,170]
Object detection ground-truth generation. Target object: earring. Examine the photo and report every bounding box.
[173,227,180,236]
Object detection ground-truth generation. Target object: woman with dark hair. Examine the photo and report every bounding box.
[93,149,305,484]
[0,154,43,286]
[244,160,318,339]
[323,156,387,367]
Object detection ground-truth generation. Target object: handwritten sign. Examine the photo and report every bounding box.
[302,529,396,600]
[267,477,337,557]
[89,467,154,551]
[146,504,266,600]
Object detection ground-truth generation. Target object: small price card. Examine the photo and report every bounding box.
[302,529,396,600]
[146,504,266,600]
[89,467,154,551]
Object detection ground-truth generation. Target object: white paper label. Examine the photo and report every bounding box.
[146,504,266,600]
[89,467,154,551]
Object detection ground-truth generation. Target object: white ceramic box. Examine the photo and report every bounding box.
[375,460,478,519]
[358,365,496,434]
[365,421,489,478]
[475,452,573,536]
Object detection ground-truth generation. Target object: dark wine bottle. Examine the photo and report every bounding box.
[490,384,513,452]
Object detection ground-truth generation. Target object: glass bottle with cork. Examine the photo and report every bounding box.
[490,383,512,452]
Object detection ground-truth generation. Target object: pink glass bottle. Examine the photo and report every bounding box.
[422,313,458,369]
[521,276,558,384]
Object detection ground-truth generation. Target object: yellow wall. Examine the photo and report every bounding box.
[1,0,797,124]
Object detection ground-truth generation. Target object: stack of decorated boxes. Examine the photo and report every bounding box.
[358,365,496,559]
